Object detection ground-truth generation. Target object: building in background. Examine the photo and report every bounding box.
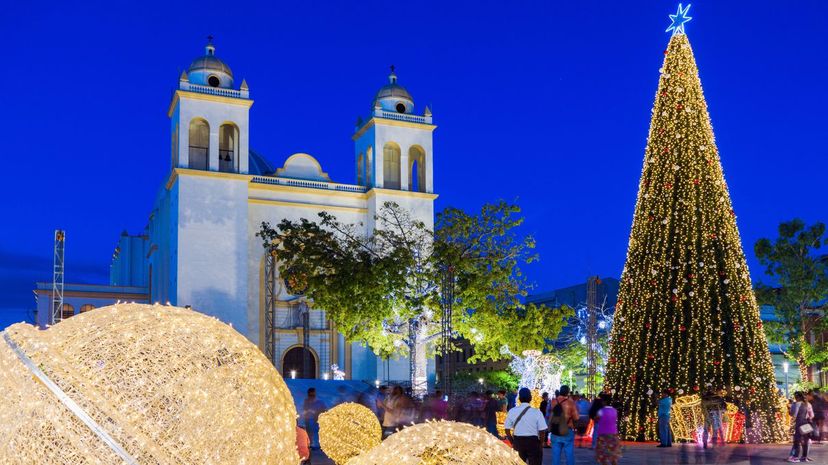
[33,40,438,385]
[33,232,150,327]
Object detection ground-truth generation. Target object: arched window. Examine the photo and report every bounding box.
[219,123,238,173]
[61,303,74,320]
[80,304,95,313]
[366,147,373,186]
[383,143,401,190]
[357,153,364,185]
[188,119,209,170]
[409,146,426,192]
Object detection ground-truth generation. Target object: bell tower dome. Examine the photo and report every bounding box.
[187,37,234,89]
[168,38,252,174]
[374,66,414,114]
[353,67,435,193]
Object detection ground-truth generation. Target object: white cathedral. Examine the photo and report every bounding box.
[37,40,438,384]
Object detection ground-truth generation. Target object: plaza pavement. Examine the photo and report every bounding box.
[309,441,828,464]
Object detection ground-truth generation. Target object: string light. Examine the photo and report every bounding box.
[318,403,381,465]
[507,349,563,395]
[0,303,299,464]
[347,420,524,465]
[604,32,785,442]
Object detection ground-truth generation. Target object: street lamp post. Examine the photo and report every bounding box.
[783,362,789,398]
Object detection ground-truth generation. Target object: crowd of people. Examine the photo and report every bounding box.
[295,382,828,465]
[786,389,828,463]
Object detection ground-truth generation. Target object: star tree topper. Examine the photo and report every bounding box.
[666,3,693,35]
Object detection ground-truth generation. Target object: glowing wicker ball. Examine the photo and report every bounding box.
[346,420,524,465]
[319,402,382,464]
[0,303,299,465]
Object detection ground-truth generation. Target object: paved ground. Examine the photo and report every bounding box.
[309,441,828,464]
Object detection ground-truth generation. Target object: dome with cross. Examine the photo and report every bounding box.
[374,66,414,114]
[187,37,234,89]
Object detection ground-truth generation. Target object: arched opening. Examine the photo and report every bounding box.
[366,147,374,186]
[357,153,364,185]
[80,304,95,313]
[282,346,317,379]
[383,142,401,190]
[219,123,238,173]
[408,146,426,192]
[61,303,74,320]
[188,119,209,170]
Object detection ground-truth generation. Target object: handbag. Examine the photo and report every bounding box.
[798,423,814,435]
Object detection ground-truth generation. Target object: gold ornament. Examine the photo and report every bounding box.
[347,420,523,465]
[0,303,299,465]
[319,402,382,465]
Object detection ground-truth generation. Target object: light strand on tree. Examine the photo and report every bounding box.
[604,32,785,442]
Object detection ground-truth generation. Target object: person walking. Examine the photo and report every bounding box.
[701,388,725,448]
[548,385,579,465]
[588,393,605,450]
[574,394,591,444]
[295,424,311,465]
[301,388,326,449]
[381,386,402,438]
[788,391,815,463]
[504,388,547,465]
[657,390,673,447]
[484,390,501,437]
[594,393,622,465]
[808,391,824,444]
[498,390,509,413]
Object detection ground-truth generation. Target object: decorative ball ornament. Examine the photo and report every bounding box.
[346,420,523,465]
[0,303,299,465]
[319,402,382,465]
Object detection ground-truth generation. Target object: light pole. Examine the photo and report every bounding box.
[783,361,789,398]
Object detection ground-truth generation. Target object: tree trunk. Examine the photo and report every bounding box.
[408,319,428,398]
[799,335,809,382]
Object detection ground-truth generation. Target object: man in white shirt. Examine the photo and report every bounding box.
[504,388,548,465]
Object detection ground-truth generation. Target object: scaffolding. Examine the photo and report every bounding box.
[264,251,277,365]
[439,265,455,395]
[586,275,601,398]
[50,230,65,326]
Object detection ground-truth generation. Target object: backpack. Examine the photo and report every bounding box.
[548,399,570,436]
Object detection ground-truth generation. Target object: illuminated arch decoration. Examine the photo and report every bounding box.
[0,303,299,465]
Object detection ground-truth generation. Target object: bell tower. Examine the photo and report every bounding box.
[168,38,253,174]
[353,67,435,193]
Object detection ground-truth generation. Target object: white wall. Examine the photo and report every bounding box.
[176,173,250,333]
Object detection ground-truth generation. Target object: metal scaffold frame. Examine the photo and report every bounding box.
[264,251,277,365]
[586,275,600,398]
[50,230,65,326]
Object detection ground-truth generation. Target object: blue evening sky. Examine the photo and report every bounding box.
[1,1,826,328]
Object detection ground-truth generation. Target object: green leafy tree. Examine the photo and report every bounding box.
[258,201,570,395]
[754,219,828,381]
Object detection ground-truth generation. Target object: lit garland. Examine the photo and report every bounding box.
[604,32,786,442]
[0,303,300,464]
[669,395,744,443]
[319,402,382,465]
[346,420,524,465]
[506,348,563,395]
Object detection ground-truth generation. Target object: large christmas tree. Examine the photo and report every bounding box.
[605,24,786,441]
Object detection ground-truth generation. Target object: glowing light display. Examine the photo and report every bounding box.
[0,303,299,464]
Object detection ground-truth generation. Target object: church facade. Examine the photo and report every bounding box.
[120,41,438,382]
